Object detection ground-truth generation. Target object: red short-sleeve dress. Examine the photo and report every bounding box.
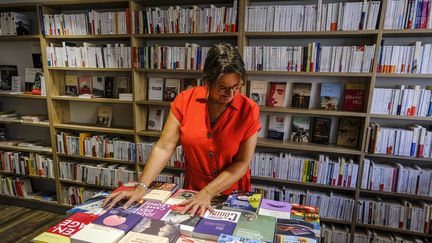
[170,86,261,195]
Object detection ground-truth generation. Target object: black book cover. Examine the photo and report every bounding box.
[311,117,331,144]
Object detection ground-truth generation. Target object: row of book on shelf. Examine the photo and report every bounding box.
[384,0,432,30]
[33,181,322,243]
[366,123,432,158]
[42,9,130,36]
[46,42,131,68]
[0,111,47,124]
[245,1,380,32]
[64,75,132,99]
[0,11,30,36]
[371,85,432,117]
[0,151,54,178]
[131,1,238,34]
[147,77,202,101]
[244,44,375,73]
[0,66,46,95]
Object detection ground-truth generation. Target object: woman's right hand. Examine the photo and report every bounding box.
[101,187,147,210]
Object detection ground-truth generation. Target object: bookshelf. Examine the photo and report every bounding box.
[0,0,430,241]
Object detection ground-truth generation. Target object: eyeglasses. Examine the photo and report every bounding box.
[216,82,244,94]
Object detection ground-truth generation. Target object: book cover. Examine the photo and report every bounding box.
[0,65,18,90]
[115,77,131,95]
[92,208,142,233]
[181,78,198,91]
[320,83,341,110]
[11,76,22,92]
[65,75,79,96]
[134,201,172,220]
[258,199,292,219]
[78,76,92,95]
[143,190,173,203]
[274,219,317,243]
[342,83,365,112]
[119,231,169,243]
[233,214,276,242]
[193,210,241,240]
[104,77,114,98]
[165,189,198,206]
[128,218,180,243]
[25,68,42,91]
[222,192,262,215]
[148,77,164,101]
[290,204,320,235]
[267,115,288,141]
[266,82,286,107]
[290,116,311,143]
[96,106,113,127]
[70,223,125,243]
[217,234,263,243]
[92,76,105,97]
[147,108,166,131]
[336,118,362,148]
[164,78,180,101]
[291,83,312,108]
[249,80,267,106]
[177,235,214,243]
[311,117,331,144]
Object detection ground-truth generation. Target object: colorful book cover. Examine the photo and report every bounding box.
[165,189,198,206]
[290,116,311,143]
[336,118,362,147]
[320,83,341,110]
[290,204,320,236]
[258,199,292,219]
[342,83,365,112]
[65,75,78,96]
[267,82,286,107]
[274,219,317,243]
[233,214,276,242]
[92,208,143,232]
[311,117,331,144]
[134,201,172,220]
[267,115,288,141]
[291,83,312,108]
[78,76,92,95]
[163,78,180,101]
[217,234,263,243]
[193,210,241,240]
[249,80,268,106]
[129,218,180,243]
[222,192,262,215]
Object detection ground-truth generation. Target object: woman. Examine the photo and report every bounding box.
[102,43,261,217]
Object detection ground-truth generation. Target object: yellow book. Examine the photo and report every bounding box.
[79,132,92,156]
[32,232,70,243]
[302,160,309,182]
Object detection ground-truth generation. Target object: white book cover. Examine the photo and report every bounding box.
[267,115,288,141]
[147,108,165,131]
[70,223,124,243]
[249,80,267,106]
[148,77,164,101]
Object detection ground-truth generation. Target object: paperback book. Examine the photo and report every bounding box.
[217,234,263,243]
[267,115,288,141]
[92,208,142,232]
[134,201,172,220]
[65,75,79,96]
[96,106,113,127]
[147,108,166,131]
[258,199,292,220]
[121,218,180,243]
[320,83,341,110]
[164,78,180,101]
[343,83,365,112]
[78,76,92,95]
[290,116,311,143]
[222,192,262,215]
[193,209,241,240]
[233,214,276,242]
[336,118,361,148]
[148,77,164,101]
[291,83,311,108]
[249,80,267,106]
[274,219,317,243]
[311,117,331,144]
[0,65,18,90]
[92,76,105,97]
[267,82,286,107]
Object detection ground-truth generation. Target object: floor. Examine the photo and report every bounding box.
[0,203,67,243]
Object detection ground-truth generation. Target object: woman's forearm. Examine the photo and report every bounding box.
[137,145,174,186]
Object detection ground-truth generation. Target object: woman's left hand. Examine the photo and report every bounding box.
[179,189,216,217]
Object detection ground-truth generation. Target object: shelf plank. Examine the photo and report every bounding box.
[0,194,59,207]
[52,96,133,104]
[376,73,432,78]
[60,179,116,190]
[54,123,134,135]
[247,70,373,77]
[0,93,46,99]
[364,153,432,162]
[0,120,50,127]
[136,130,162,137]
[0,145,52,154]
[246,30,378,38]
[356,223,432,238]
[360,189,432,202]
[382,29,432,37]
[370,114,432,121]
[44,34,131,40]
[320,218,352,226]
[260,106,366,117]
[257,138,362,155]
[134,68,202,74]
[0,35,41,41]
[0,171,55,181]
[134,32,238,38]
[251,176,356,192]
[48,67,131,72]
[57,153,136,165]
[135,100,171,106]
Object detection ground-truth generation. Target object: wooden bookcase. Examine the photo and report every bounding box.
[0,0,430,241]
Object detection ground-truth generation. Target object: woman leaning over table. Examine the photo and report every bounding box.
[102,43,261,217]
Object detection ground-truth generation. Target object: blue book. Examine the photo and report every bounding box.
[222,192,262,215]
[217,234,262,243]
[92,208,143,233]
[320,83,341,110]
[193,209,241,240]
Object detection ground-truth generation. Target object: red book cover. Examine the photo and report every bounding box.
[267,82,286,107]
[125,8,130,34]
[343,83,365,112]
[78,76,92,95]
[47,212,99,237]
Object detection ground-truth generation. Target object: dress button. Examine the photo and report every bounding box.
[208,152,214,157]
[207,132,212,138]
[211,169,220,177]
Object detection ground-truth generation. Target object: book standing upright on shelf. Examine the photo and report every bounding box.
[96,106,113,127]
[292,83,311,108]
[320,83,341,110]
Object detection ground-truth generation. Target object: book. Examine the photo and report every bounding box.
[311,117,331,144]
[143,181,179,203]
[162,212,201,237]
[337,118,362,148]
[249,80,267,106]
[320,83,341,110]
[181,78,199,91]
[274,219,317,243]
[78,76,92,95]
[267,115,288,141]
[92,208,142,232]
[134,201,172,220]
[177,235,214,243]
[121,218,180,243]
[32,212,99,243]
[115,77,131,96]
[217,234,263,243]
[11,76,22,92]
[165,189,198,206]
[24,68,42,93]
[266,82,286,107]
[291,83,312,108]
[222,192,262,215]
[290,204,320,236]
[12,12,31,35]
[104,77,114,98]
[148,77,164,101]
[96,106,113,127]
[164,78,180,101]
[233,214,276,242]
[0,65,18,90]
[290,116,311,143]
[70,223,125,243]
[258,199,292,220]
[147,108,166,131]
[92,76,105,97]
[193,209,241,240]
[65,75,79,96]
[342,83,365,112]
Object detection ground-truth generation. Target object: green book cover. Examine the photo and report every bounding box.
[233,214,276,243]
